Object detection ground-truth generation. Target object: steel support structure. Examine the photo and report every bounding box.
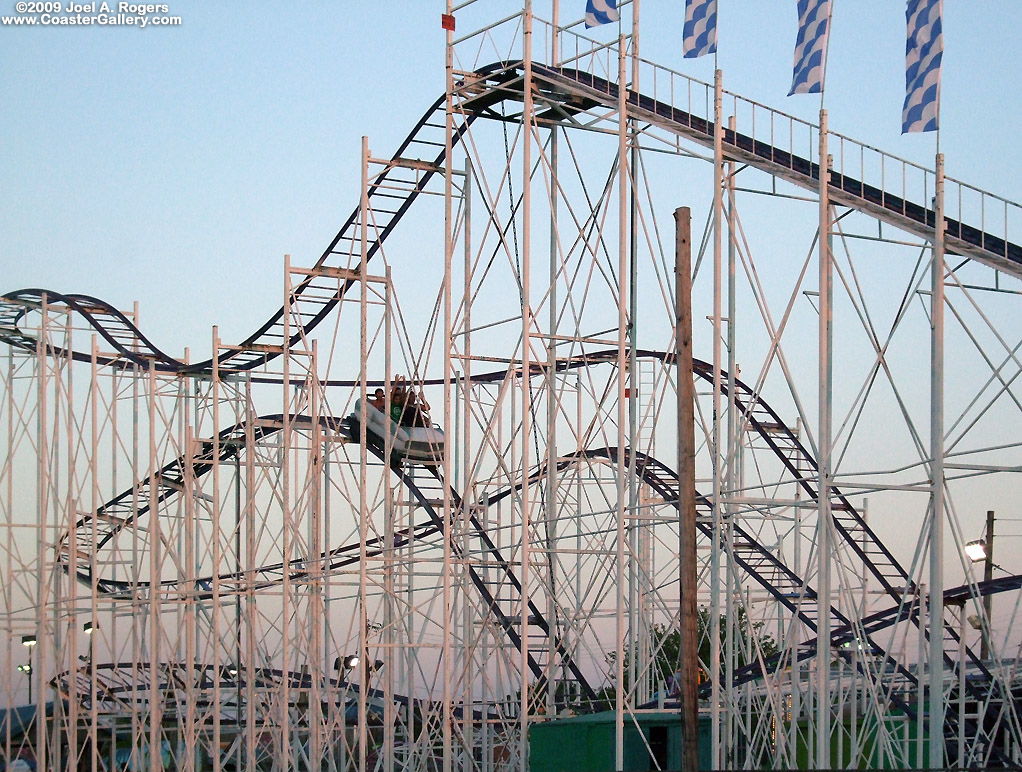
[3,5,1022,772]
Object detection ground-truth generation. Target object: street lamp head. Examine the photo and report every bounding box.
[965,539,987,563]
[341,654,360,670]
[21,635,37,647]
[17,664,31,673]
[83,621,95,635]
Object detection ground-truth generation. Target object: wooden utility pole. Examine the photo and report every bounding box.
[982,509,995,660]
[675,206,699,772]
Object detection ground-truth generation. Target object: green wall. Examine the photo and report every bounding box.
[788,713,931,770]
[529,711,712,772]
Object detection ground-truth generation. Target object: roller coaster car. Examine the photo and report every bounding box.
[347,399,445,465]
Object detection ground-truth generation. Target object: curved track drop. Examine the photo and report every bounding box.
[5,44,1022,771]
[53,349,1011,758]
[4,60,1021,370]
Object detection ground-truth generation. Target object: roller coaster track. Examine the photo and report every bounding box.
[463,62,1022,273]
[361,427,600,704]
[9,57,1022,757]
[0,86,475,374]
[30,329,994,680]
[54,410,841,710]
[57,351,886,621]
[57,413,446,596]
[56,409,599,702]
[59,406,1010,757]
[458,349,974,662]
[50,578,1022,759]
[50,660,448,723]
[725,574,1022,698]
[518,350,996,674]
[716,576,1022,766]
[53,350,1008,737]
[516,447,1009,762]
[4,61,1021,371]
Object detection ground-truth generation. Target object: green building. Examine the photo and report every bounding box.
[529,711,713,772]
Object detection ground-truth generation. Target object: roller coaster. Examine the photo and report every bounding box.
[4,7,1022,772]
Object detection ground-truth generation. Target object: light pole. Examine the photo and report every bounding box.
[337,654,359,675]
[336,653,382,690]
[965,510,996,660]
[84,621,96,667]
[21,635,37,703]
[17,663,31,703]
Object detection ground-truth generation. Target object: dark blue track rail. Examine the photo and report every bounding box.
[524,63,1022,270]
[51,660,483,727]
[54,400,1014,756]
[8,59,1020,759]
[726,573,1022,695]
[4,62,1020,375]
[0,92,475,374]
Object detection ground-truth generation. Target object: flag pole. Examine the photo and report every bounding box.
[708,61,724,772]
[928,127,946,772]
[815,105,833,772]
[817,9,833,764]
[915,1,945,764]
[819,0,835,113]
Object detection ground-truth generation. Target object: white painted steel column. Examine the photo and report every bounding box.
[62,311,75,772]
[89,338,102,772]
[721,112,739,768]
[709,69,724,769]
[211,328,224,772]
[4,347,14,739]
[442,13,456,767]
[614,34,629,772]
[230,377,243,772]
[546,124,560,716]
[243,376,257,772]
[182,392,197,772]
[129,313,141,772]
[958,602,966,767]
[928,152,947,770]
[546,3,561,717]
[459,159,475,768]
[357,140,370,772]
[815,110,833,771]
[33,300,48,772]
[382,265,395,772]
[308,340,324,772]
[520,7,534,772]
[627,1,644,708]
[281,259,294,772]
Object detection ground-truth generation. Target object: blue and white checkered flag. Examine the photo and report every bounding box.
[789,0,831,95]
[585,0,618,28]
[902,0,942,133]
[683,0,717,58]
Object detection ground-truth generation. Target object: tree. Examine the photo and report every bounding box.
[605,606,778,695]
